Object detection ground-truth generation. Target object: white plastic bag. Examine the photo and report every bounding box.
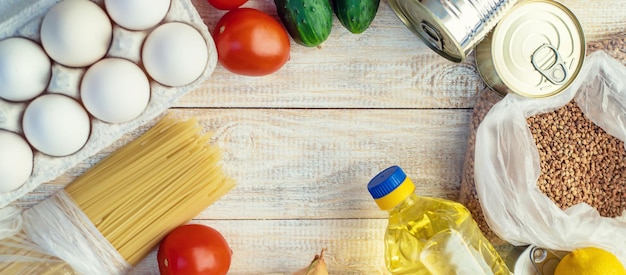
[474,50,626,264]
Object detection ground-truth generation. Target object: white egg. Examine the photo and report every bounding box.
[40,0,112,67]
[23,94,91,157]
[0,38,51,102]
[80,58,151,124]
[0,130,33,193]
[142,22,208,87]
[105,0,171,31]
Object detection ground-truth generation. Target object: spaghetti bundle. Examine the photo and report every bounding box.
[0,116,236,274]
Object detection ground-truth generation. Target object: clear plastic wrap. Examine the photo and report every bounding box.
[459,88,505,246]
[0,191,131,275]
[474,51,626,264]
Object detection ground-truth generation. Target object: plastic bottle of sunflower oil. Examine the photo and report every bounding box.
[367,166,511,275]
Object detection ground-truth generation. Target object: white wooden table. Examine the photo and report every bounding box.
[17,0,626,274]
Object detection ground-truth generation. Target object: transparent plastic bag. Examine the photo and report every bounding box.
[474,51,626,264]
[459,88,505,246]
[0,191,131,275]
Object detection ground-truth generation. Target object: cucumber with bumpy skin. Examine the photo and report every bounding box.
[275,0,333,47]
[333,0,379,34]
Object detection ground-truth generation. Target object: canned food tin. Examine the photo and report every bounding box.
[475,0,585,98]
[511,246,568,275]
[388,0,518,62]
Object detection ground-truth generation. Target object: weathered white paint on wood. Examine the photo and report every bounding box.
[18,109,472,219]
[129,219,390,275]
[174,0,626,109]
[11,0,625,274]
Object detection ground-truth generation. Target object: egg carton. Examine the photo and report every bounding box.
[0,0,217,208]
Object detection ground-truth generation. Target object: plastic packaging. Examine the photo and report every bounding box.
[0,191,130,275]
[474,50,626,265]
[459,88,505,246]
[368,166,511,274]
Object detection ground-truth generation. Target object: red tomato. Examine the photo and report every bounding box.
[157,224,232,275]
[212,8,291,76]
[207,0,247,10]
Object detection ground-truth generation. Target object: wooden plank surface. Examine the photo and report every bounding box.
[175,0,626,109]
[23,109,472,219]
[12,0,626,274]
[129,219,391,275]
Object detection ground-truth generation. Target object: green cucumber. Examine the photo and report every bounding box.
[333,0,380,34]
[275,0,333,47]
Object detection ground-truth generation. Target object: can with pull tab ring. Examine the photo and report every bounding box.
[475,0,585,98]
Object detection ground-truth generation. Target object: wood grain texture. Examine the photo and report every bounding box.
[182,0,490,109]
[129,219,390,275]
[174,0,626,109]
[10,0,626,274]
[17,109,471,220]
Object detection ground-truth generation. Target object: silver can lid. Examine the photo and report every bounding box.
[490,0,585,98]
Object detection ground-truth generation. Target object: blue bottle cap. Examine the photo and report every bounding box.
[367,166,407,199]
[368,166,415,210]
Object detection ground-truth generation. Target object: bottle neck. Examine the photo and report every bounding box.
[389,192,418,213]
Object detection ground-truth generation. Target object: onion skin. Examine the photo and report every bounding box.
[293,249,328,275]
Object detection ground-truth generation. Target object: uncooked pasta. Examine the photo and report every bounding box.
[0,115,235,274]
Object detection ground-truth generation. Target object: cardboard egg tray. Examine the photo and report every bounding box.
[0,0,217,207]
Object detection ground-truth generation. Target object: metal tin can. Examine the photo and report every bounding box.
[475,0,586,98]
[510,246,569,275]
[388,0,518,62]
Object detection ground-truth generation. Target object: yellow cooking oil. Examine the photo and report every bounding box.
[368,166,511,275]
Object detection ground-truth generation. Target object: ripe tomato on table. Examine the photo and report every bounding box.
[212,8,291,76]
[207,0,247,10]
[157,224,232,275]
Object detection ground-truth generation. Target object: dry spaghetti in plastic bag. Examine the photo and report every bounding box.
[0,192,130,274]
[0,117,235,274]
